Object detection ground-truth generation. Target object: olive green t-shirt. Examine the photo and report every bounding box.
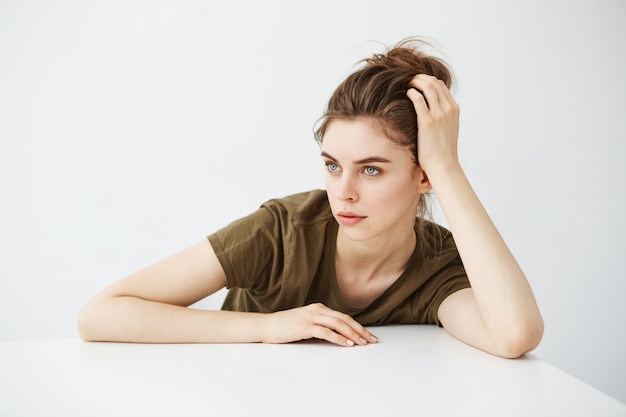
[208,190,470,326]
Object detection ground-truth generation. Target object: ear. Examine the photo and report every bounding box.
[414,166,432,194]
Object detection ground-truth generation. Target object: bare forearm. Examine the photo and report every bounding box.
[77,296,265,343]
[431,165,543,334]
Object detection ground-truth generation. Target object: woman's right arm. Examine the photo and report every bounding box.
[77,239,265,343]
[77,239,376,346]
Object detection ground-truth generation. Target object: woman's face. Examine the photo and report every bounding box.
[321,118,430,243]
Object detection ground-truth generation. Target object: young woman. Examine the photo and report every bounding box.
[78,38,544,358]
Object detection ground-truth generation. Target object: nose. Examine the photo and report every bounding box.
[334,172,358,202]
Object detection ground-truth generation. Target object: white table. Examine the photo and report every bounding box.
[1,325,624,417]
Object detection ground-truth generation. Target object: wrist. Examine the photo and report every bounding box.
[255,312,274,344]
[423,161,464,186]
[209,310,271,343]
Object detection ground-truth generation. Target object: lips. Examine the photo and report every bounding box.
[336,211,367,226]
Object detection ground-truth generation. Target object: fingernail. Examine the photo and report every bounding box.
[359,337,368,344]
[346,339,355,346]
[371,335,379,342]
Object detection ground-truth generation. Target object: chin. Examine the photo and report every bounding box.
[338,226,378,242]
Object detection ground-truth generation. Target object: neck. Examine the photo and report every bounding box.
[335,225,416,280]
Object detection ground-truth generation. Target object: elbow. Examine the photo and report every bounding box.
[493,318,544,359]
[76,306,93,342]
[76,301,101,342]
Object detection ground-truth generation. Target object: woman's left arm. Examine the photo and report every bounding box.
[407,75,544,358]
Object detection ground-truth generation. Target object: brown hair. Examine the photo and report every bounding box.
[315,37,454,246]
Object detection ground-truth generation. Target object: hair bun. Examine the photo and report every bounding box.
[362,38,453,88]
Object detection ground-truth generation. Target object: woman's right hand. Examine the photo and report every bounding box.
[261,303,378,347]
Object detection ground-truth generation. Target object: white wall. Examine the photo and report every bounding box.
[1,0,625,404]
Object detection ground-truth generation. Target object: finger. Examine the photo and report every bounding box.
[406,88,429,116]
[310,325,356,347]
[408,73,447,91]
[426,78,457,114]
[408,74,449,109]
[340,316,378,344]
[308,304,378,344]
[408,75,440,109]
[315,304,378,343]
[409,77,459,123]
[316,311,376,346]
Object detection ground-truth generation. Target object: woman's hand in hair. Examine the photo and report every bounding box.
[406,74,460,178]
[260,303,378,347]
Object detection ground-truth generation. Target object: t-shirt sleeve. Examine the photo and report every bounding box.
[400,226,471,327]
[424,251,470,327]
[207,204,285,291]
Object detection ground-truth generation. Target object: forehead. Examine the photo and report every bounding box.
[321,119,409,159]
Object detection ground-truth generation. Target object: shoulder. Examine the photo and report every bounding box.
[415,219,461,262]
[261,189,333,227]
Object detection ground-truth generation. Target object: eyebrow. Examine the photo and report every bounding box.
[320,151,391,165]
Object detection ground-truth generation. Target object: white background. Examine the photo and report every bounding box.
[1,0,624,404]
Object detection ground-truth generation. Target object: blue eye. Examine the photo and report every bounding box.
[327,162,340,173]
[364,166,380,176]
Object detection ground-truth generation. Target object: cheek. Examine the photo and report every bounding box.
[378,174,419,196]
[372,177,420,208]
[324,173,337,191]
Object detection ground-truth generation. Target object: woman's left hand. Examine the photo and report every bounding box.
[406,74,460,177]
